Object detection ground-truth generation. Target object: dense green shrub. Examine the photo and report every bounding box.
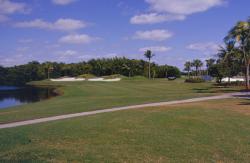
[167,66,181,78]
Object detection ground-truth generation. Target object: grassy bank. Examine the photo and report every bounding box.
[0,78,242,123]
[0,99,250,162]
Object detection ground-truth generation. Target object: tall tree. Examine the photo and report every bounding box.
[44,62,54,79]
[225,20,250,89]
[205,59,215,75]
[209,63,228,83]
[192,59,203,76]
[218,41,240,82]
[184,61,192,78]
[144,50,155,79]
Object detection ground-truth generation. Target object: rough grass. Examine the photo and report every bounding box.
[0,79,242,123]
[0,99,250,162]
[102,74,127,79]
[77,74,96,79]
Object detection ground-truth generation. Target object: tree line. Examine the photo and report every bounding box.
[184,17,250,89]
[0,57,181,86]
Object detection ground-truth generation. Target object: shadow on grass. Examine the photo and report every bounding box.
[192,87,240,94]
[238,99,250,105]
[192,86,216,93]
[193,83,246,94]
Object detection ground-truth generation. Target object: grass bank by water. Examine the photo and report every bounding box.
[0,78,242,123]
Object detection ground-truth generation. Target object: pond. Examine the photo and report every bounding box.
[0,86,58,109]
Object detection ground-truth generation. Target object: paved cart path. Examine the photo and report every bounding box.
[0,92,249,129]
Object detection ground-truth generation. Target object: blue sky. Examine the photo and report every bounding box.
[0,0,249,68]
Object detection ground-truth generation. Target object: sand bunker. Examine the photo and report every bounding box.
[88,78,104,81]
[51,77,121,82]
[102,78,121,82]
[50,77,85,82]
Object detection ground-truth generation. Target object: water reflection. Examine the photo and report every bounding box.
[0,86,58,109]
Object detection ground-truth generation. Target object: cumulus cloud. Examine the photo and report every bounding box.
[0,0,29,23]
[52,0,76,5]
[133,29,173,41]
[131,0,225,24]
[56,50,78,57]
[0,53,29,66]
[14,18,86,31]
[145,0,225,15]
[186,42,219,55]
[139,46,172,52]
[59,34,100,44]
[130,13,185,24]
[0,0,28,14]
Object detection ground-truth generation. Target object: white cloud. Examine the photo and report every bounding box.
[0,54,29,66]
[0,0,27,14]
[52,0,76,5]
[56,50,78,57]
[0,0,29,23]
[139,46,172,52]
[18,39,33,43]
[15,18,86,31]
[77,54,93,60]
[59,34,100,44]
[131,0,225,24]
[53,18,86,30]
[133,29,173,41]
[145,0,225,15]
[186,42,219,55]
[53,51,83,63]
[104,53,119,58]
[130,13,185,24]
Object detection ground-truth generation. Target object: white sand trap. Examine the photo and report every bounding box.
[51,77,121,82]
[51,77,85,82]
[103,78,121,82]
[88,78,121,82]
[88,78,104,81]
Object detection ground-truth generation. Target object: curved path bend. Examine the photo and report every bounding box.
[0,92,249,129]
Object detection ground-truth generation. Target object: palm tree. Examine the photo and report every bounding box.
[205,59,215,75]
[44,62,53,79]
[218,41,237,82]
[144,50,155,79]
[192,59,203,77]
[225,20,250,89]
[184,61,192,78]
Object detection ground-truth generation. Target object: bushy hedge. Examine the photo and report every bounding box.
[185,78,205,83]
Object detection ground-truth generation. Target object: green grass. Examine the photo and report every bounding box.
[77,73,96,79]
[0,99,250,162]
[0,78,241,123]
[102,74,127,79]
